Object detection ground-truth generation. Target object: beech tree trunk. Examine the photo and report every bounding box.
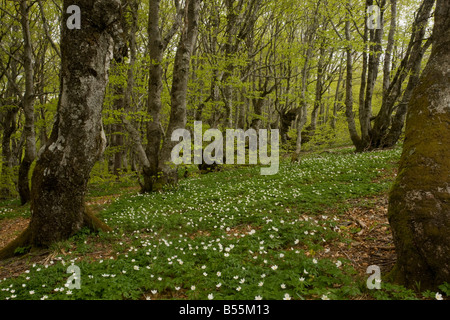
[388,0,450,290]
[143,0,165,192]
[0,52,20,199]
[156,0,200,189]
[123,0,184,193]
[0,0,122,256]
[344,1,362,150]
[17,0,37,205]
[293,1,320,158]
[373,0,434,148]
[345,0,434,152]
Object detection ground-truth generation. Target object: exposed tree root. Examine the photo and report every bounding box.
[0,227,32,260]
[83,205,112,233]
[0,207,112,261]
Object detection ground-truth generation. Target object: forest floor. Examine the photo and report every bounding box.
[0,145,447,300]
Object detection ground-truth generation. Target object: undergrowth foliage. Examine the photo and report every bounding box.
[0,147,447,300]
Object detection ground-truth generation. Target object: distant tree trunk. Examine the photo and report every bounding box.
[238,88,246,129]
[309,43,326,137]
[388,0,450,290]
[0,53,20,199]
[0,104,19,199]
[156,0,200,189]
[331,55,345,130]
[111,10,129,178]
[221,0,260,129]
[143,0,165,192]
[222,0,238,129]
[121,0,139,176]
[294,1,320,158]
[360,0,386,146]
[110,66,125,178]
[18,0,37,205]
[0,0,122,257]
[344,1,362,151]
[346,0,435,151]
[376,0,434,147]
[123,0,183,193]
[294,44,313,157]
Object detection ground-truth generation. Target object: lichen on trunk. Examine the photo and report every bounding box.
[0,0,122,258]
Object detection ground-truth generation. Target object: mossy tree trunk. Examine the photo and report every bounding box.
[0,0,122,258]
[28,0,123,247]
[388,0,450,290]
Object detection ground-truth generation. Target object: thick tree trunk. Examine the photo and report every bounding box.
[388,0,450,290]
[0,0,122,255]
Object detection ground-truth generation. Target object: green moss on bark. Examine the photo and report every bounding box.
[387,17,450,289]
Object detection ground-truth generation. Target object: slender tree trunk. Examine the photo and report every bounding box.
[377,0,434,147]
[221,0,260,129]
[121,0,139,175]
[294,1,321,157]
[18,0,37,205]
[0,105,18,199]
[332,55,345,130]
[382,0,397,97]
[294,44,313,156]
[0,53,20,199]
[344,1,362,151]
[388,0,449,290]
[156,0,200,189]
[238,88,246,129]
[0,0,122,257]
[143,0,165,192]
[360,0,386,147]
[309,43,326,137]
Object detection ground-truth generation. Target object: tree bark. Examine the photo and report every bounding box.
[0,51,20,199]
[123,0,183,193]
[309,43,326,137]
[143,0,165,192]
[294,1,321,157]
[373,0,434,148]
[0,0,122,255]
[156,0,201,189]
[387,0,450,290]
[17,0,37,205]
[360,0,386,146]
[344,1,362,151]
[0,105,18,199]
